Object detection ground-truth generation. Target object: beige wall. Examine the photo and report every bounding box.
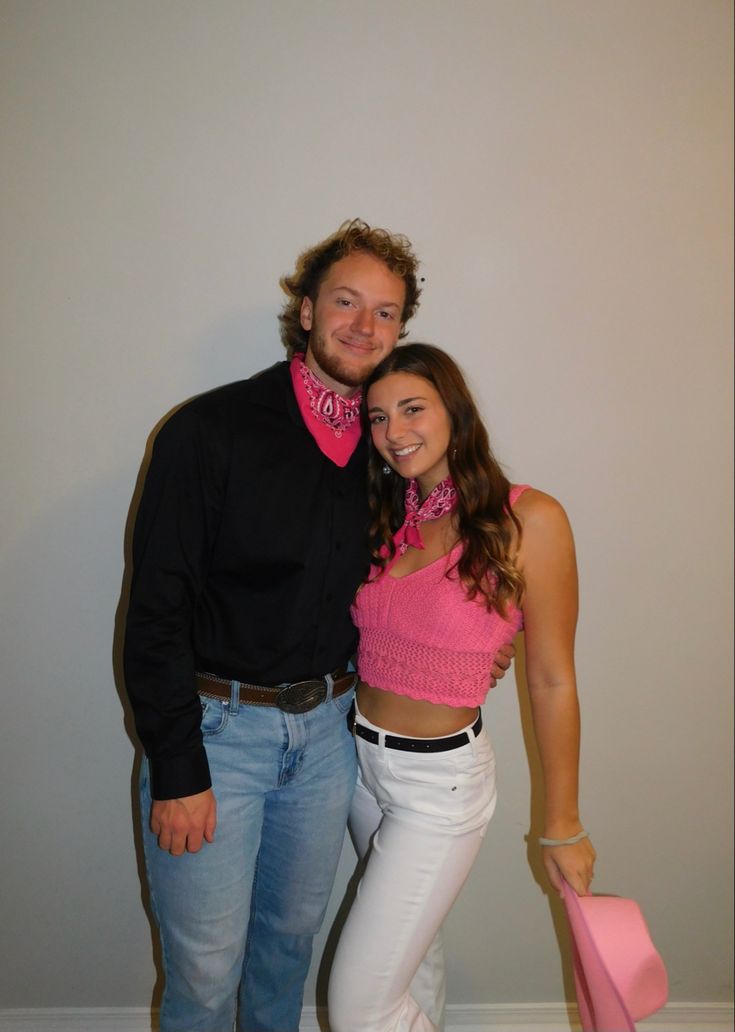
[1,0,732,1011]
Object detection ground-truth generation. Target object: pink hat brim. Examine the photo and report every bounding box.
[561,881,668,1032]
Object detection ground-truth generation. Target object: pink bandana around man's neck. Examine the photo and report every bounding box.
[290,354,362,467]
[393,476,458,556]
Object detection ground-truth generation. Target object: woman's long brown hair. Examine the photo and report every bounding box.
[363,343,524,614]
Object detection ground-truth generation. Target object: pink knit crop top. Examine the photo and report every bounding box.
[351,485,530,708]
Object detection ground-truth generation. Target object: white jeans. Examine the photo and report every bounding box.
[328,702,497,1032]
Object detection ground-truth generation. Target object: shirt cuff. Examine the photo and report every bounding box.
[148,745,212,801]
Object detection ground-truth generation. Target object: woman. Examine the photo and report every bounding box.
[328,344,596,1032]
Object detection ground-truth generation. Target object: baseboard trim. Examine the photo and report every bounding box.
[0,1002,731,1031]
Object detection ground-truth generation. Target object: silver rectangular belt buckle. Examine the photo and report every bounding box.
[276,678,327,714]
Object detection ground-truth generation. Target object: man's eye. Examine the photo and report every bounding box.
[377,310,394,320]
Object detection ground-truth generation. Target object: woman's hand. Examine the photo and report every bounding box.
[542,836,596,897]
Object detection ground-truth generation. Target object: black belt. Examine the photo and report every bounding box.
[348,706,482,753]
[196,668,356,714]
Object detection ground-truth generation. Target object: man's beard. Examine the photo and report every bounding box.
[308,332,374,389]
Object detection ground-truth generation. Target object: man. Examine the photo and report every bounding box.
[124,220,509,1032]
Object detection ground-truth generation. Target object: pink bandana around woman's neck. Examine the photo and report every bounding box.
[290,354,362,467]
[394,476,458,556]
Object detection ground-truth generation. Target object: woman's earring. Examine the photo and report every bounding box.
[382,463,392,475]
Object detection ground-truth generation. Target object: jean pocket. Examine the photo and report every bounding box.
[383,741,496,830]
[332,682,357,715]
[384,748,460,789]
[453,731,495,777]
[200,697,230,737]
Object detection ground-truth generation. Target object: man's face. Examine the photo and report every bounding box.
[300,252,406,395]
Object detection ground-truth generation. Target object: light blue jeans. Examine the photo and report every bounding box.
[140,677,357,1032]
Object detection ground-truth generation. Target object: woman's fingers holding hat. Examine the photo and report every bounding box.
[544,837,596,897]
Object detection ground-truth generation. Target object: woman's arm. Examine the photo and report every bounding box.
[515,489,596,897]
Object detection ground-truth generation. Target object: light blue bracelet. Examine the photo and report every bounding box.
[538,829,589,847]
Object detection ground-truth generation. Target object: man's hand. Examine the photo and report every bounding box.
[150,788,217,856]
[489,641,516,687]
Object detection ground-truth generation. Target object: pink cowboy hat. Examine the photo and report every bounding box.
[561,880,668,1032]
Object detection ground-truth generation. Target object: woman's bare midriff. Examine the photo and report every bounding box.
[356,680,478,737]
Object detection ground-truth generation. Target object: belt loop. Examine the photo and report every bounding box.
[324,671,334,704]
[467,709,481,755]
[378,726,386,758]
[230,679,241,714]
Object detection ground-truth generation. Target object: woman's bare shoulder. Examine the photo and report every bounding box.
[513,486,569,524]
[511,489,575,564]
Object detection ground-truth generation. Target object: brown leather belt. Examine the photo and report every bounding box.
[196,668,356,715]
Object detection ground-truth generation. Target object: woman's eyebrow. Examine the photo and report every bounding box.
[367,396,427,413]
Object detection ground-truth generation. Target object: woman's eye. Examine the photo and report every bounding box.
[369,415,386,425]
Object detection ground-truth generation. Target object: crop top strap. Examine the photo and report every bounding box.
[508,483,531,507]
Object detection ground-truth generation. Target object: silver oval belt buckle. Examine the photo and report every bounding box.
[276,679,328,714]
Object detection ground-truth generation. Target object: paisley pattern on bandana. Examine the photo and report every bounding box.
[394,476,458,555]
[290,355,363,468]
[296,357,362,438]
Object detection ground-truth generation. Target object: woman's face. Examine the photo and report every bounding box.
[367,372,452,496]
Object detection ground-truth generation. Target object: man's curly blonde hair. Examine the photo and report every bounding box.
[279,219,421,357]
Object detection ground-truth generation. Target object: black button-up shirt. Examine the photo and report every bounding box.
[123,362,370,799]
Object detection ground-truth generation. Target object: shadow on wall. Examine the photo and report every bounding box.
[514,634,579,1017]
[112,400,188,1019]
